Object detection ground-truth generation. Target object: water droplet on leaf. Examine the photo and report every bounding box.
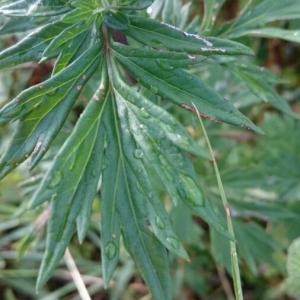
[140,107,150,118]
[166,236,179,248]
[148,191,154,199]
[150,86,159,94]
[150,39,164,47]
[155,216,165,229]
[48,171,63,189]
[159,155,174,181]
[3,104,24,119]
[133,149,143,159]
[91,168,97,178]
[166,125,175,133]
[46,89,58,96]
[156,59,174,71]
[105,242,116,260]
[179,174,204,207]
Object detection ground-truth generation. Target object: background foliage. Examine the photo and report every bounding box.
[0,0,300,299]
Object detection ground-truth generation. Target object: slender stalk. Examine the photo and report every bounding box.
[64,248,91,300]
[192,103,244,300]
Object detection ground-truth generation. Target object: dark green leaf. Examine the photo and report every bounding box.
[112,72,210,159]
[102,97,172,300]
[103,11,129,30]
[0,2,69,17]
[228,62,298,118]
[212,220,280,275]
[31,87,106,289]
[112,81,190,260]
[42,19,93,59]
[51,30,88,74]
[0,20,69,69]
[61,7,93,24]
[100,121,121,286]
[111,72,231,239]
[247,27,300,43]
[0,41,102,124]
[112,44,263,133]
[122,16,254,56]
[200,0,226,35]
[0,16,58,35]
[219,0,300,38]
[0,43,102,178]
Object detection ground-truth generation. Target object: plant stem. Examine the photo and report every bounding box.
[193,103,244,300]
[64,248,91,300]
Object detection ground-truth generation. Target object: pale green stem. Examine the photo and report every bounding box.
[192,103,244,300]
[64,248,91,300]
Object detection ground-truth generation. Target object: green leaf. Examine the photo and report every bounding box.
[102,96,172,300]
[42,19,93,59]
[75,127,104,243]
[0,41,102,124]
[285,239,300,298]
[287,238,300,278]
[219,0,300,38]
[75,72,108,243]
[61,7,93,24]
[228,62,298,118]
[103,11,129,30]
[112,44,263,134]
[111,72,231,239]
[0,2,69,17]
[51,30,89,74]
[247,28,300,43]
[32,86,106,289]
[0,16,58,35]
[86,76,121,287]
[200,0,226,35]
[112,81,190,261]
[0,44,102,179]
[0,0,29,11]
[0,20,69,69]
[117,0,154,10]
[230,200,298,222]
[170,201,203,245]
[112,73,210,159]
[211,220,280,275]
[161,0,180,25]
[122,16,254,56]
[100,107,122,286]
